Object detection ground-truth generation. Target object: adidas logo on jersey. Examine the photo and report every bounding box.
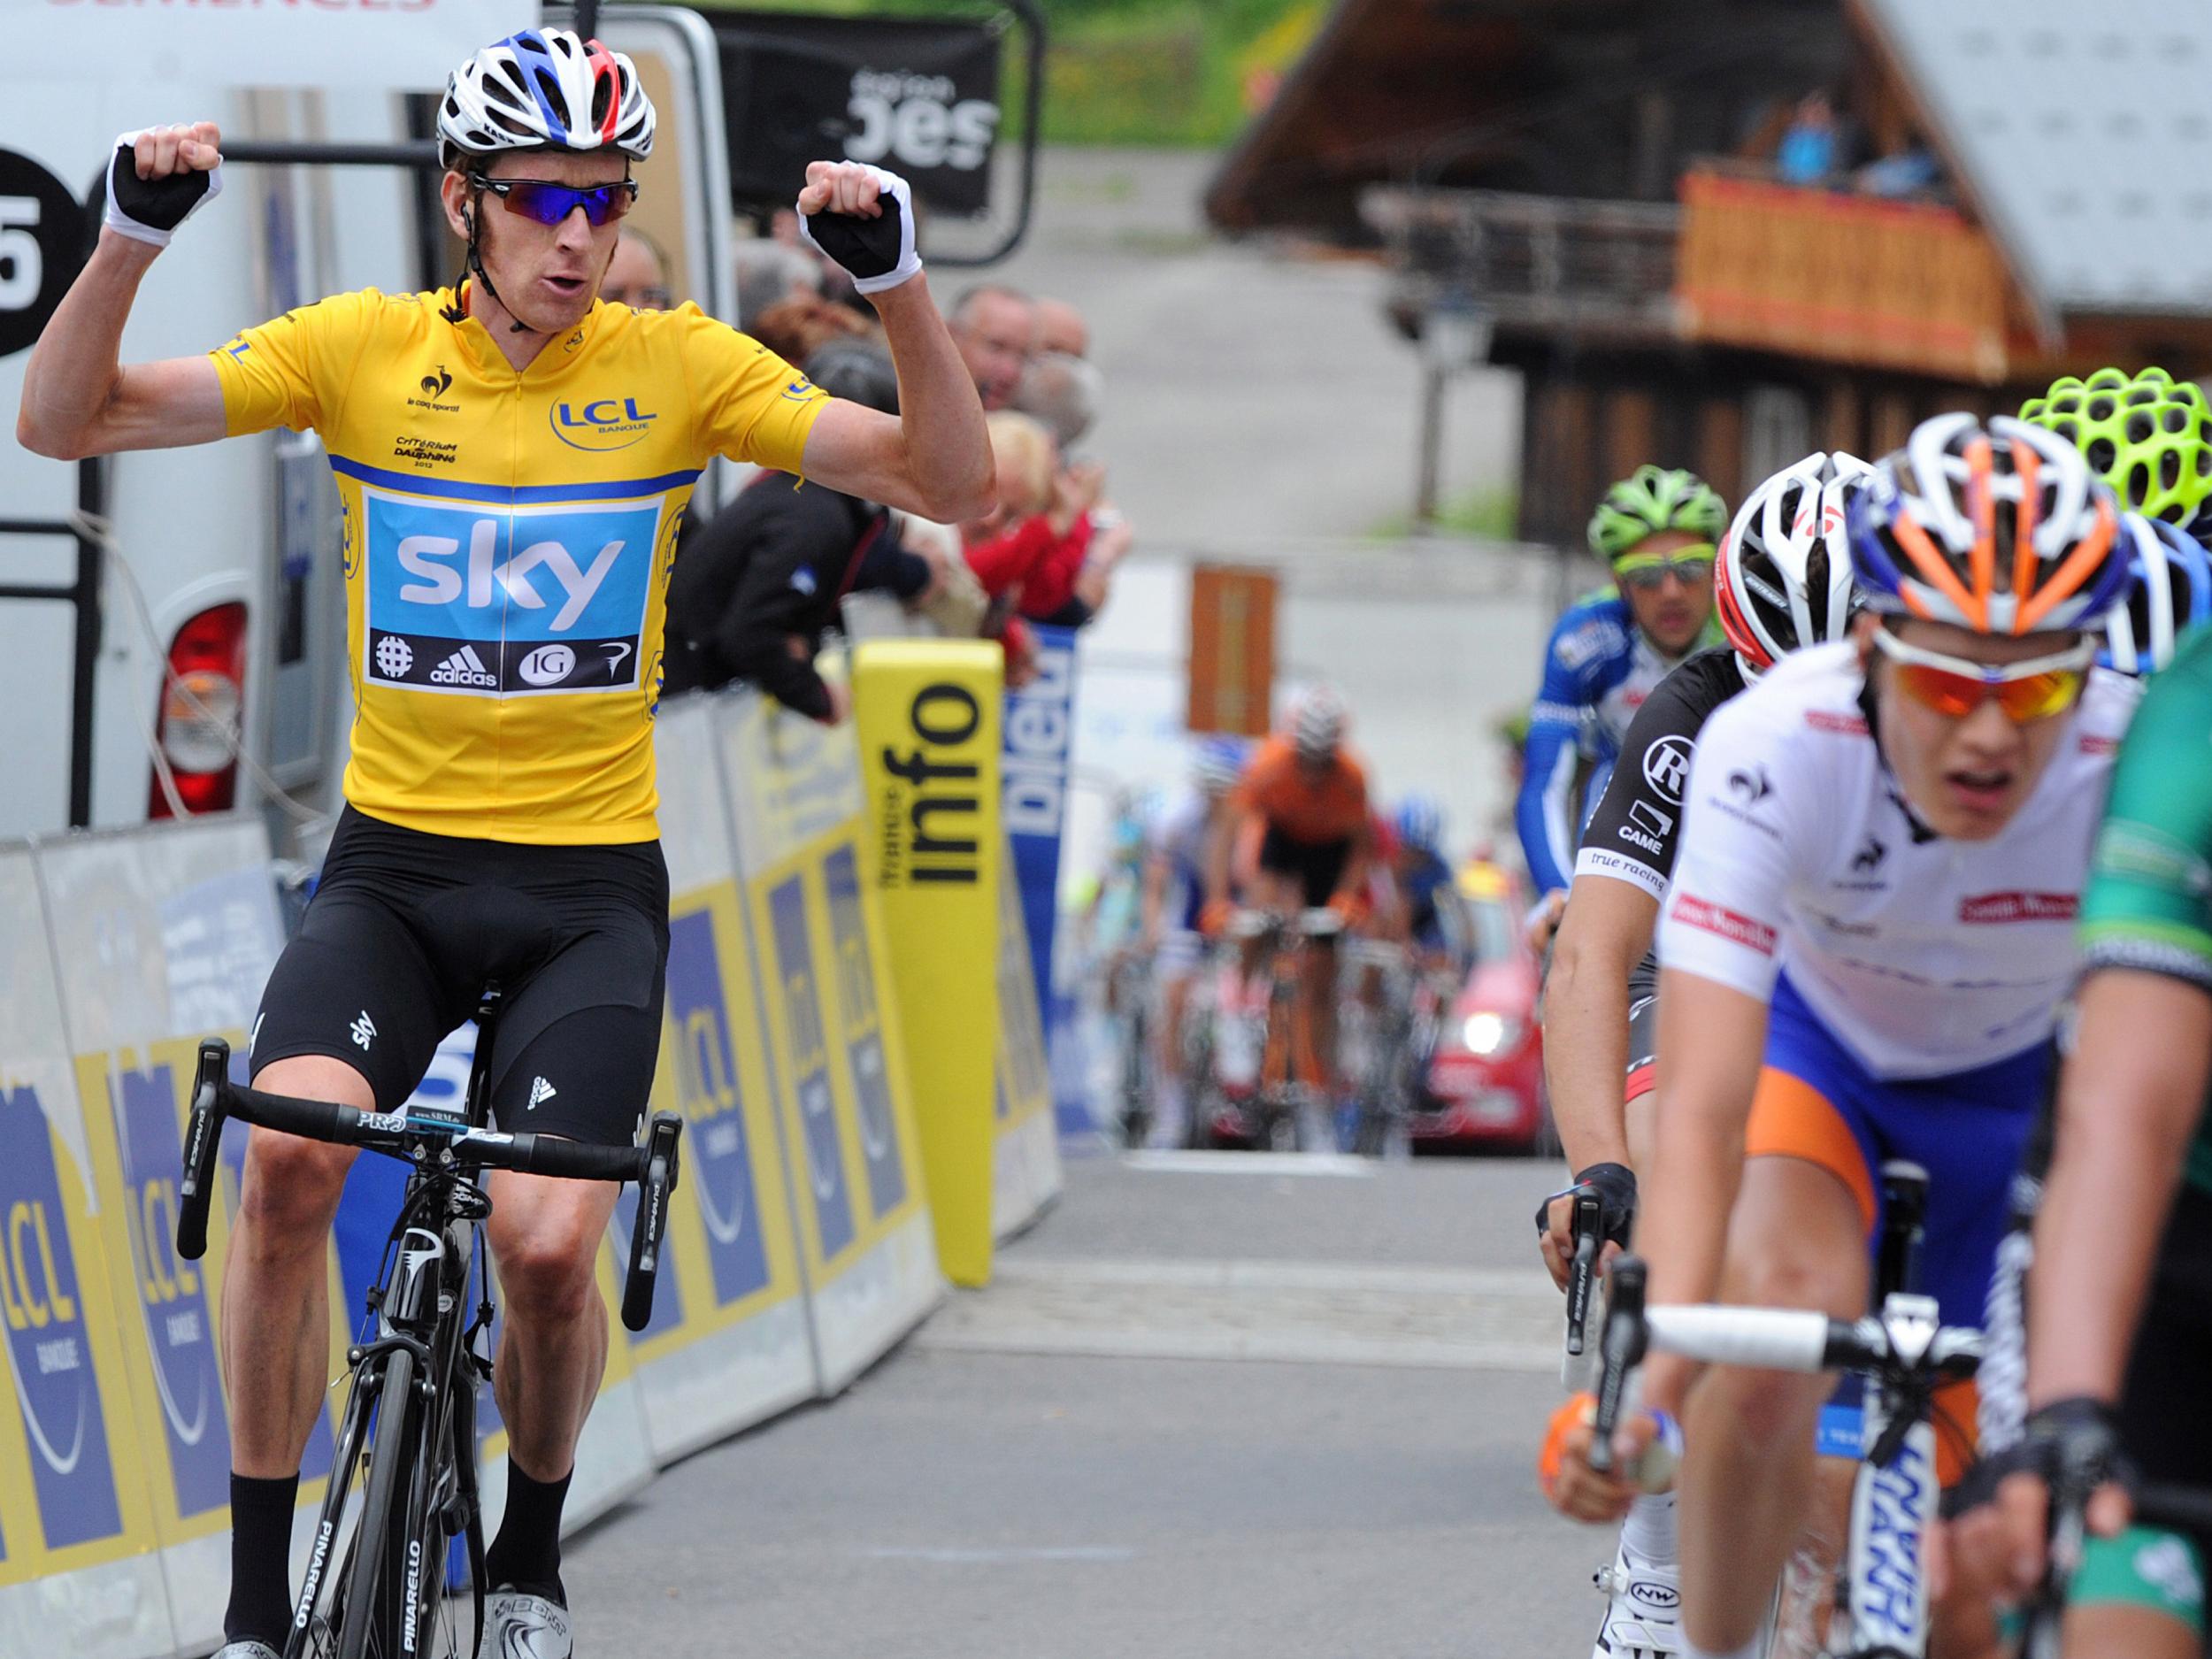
[430,644,499,688]
[527,1076,557,1110]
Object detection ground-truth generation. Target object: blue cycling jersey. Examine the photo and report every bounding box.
[1515,591,1697,895]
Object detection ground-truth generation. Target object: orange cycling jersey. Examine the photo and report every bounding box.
[1233,736,1369,845]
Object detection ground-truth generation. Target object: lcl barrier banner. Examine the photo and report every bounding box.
[618,697,816,1462]
[852,642,1002,1288]
[992,855,1060,1242]
[715,684,941,1392]
[33,818,320,1658]
[0,842,175,1659]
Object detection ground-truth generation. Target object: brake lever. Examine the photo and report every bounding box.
[1563,1188,1603,1372]
[176,1039,231,1262]
[620,1111,683,1333]
[1586,1256,1647,1478]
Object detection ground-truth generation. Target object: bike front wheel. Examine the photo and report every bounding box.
[334,1348,420,1659]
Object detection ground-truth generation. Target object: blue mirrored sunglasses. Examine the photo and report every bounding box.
[472,176,638,227]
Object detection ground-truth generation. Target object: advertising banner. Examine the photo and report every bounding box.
[618,698,816,1462]
[14,0,539,91]
[852,642,1002,1287]
[0,843,174,1659]
[713,685,940,1393]
[991,855,1061,1241]
[1002,624,1077,1029]
[33,819,314,1656]
[710,11,1002,218]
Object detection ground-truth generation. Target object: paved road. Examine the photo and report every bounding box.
[564,1153,1609,1659]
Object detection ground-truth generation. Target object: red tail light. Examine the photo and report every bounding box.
[149,602,247,818]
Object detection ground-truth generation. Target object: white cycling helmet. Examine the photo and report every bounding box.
[2103,511,2212,675]
[1288,687,1348,764]
[437,27,656,168]
[1716,451,1875,680]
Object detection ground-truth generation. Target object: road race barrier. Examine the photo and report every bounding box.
[714,683,943,1392]
[1001,623,1086,1136]
[618,696,818,1463]
[0,667,987,1650]
[0,837,180,1659]
[992,855,1062,1240]
[853,641,1004,1288]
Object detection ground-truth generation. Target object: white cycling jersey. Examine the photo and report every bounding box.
[1657,642,2141,1079]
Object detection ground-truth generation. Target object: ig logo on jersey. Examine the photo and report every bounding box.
[518,643,577,687]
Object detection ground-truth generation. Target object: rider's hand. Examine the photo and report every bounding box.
[1539,1207,1623,1292]
[795,161,922,295]
[106,124,224,249]
[1525,888,1568,954]
[1539,1394,1671,1523]
[1534,1163,1637,1292]
[1199,898,1233,940]
[1992,1399,2138,1598]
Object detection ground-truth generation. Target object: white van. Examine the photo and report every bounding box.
[1,7,740,849]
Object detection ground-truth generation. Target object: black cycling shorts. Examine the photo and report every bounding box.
[1624,949,1660,1101]
[251,806,671,1145]
[1257,823,1350,910]
[2114,1182,2212,1536]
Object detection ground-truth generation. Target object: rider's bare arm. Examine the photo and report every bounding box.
[1329,816,1372,910]
[1139,849,1171,949]
[1635,967,1769,1413]
[19,123,229,459]
[1544,877,1657,1173]
[2028,968,2212,1405]
[798,274,992,523]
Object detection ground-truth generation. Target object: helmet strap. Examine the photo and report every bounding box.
[459,177,548,338]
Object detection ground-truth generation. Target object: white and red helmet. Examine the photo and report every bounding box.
[1716,451,1875,679]
[437,27,656,167]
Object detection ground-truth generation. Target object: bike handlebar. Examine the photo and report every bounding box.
[1643,1301,1981,1379]
[175,1039,683,1331]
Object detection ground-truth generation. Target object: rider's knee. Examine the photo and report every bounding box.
[493,1198,605,1324]
[237,1129,352,1243]
[1699,1360,1825,1449]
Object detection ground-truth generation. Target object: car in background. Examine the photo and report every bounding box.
[1408,860,1548,1153]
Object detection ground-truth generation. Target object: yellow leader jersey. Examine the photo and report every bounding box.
[211,285,830,845]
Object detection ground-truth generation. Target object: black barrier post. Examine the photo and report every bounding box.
[0,457,107,827]
[221,141,441,169]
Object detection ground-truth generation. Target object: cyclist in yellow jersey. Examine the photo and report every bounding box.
[18,28,990,1659]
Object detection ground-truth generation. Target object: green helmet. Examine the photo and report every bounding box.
[2019,366,2212,531]
[1586,465,1728,562]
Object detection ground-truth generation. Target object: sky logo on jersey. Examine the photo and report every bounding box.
[363,490,656,695]
[550,396,658,452]
[0,1086,123,1549]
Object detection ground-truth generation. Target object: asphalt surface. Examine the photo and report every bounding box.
[562,1153,1609,1659]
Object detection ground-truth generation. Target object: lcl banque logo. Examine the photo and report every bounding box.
[0,1084,123,1548]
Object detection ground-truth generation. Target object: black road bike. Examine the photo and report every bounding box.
[177,992,682,1659]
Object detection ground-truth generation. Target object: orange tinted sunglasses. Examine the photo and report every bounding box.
[1871,626,2094,723]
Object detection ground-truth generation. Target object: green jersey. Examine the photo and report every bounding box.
[2079,626,2212,1194]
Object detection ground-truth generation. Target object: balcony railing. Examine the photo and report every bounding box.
[1363,186,1683,344]
[1674,164,2031,384]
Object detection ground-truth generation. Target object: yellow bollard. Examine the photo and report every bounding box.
[851,641,1003,1286]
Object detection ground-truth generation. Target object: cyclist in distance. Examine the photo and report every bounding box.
[16,28,991,1659]
[1203,687,1373,1112]
[1141,736,1249,1140]
[1518,467,1728,949]
[1536,451,1870,1659]
[1562,415,2135,1659]
[1386,795,1470,972]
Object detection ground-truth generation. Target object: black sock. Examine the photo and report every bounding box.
[485,1459,572,1600]
[226,1471,301,1647]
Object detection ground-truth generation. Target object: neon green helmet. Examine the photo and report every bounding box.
[1586,465,1728,562]
[2019,366,2212,531]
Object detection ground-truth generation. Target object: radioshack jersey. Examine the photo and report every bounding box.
[211,285,830,844]
[1657,643,2139,1079]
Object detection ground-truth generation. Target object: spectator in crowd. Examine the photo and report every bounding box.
[662,341,949,722]
[734,236,822,325]
[1777,89,1839,185]
[949,283,1037,410]
[1035,296,1090,359]
[601,226,673,311]
[745,292,872,373]
[963,412,1135,629]
[1014,350,1103,452]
